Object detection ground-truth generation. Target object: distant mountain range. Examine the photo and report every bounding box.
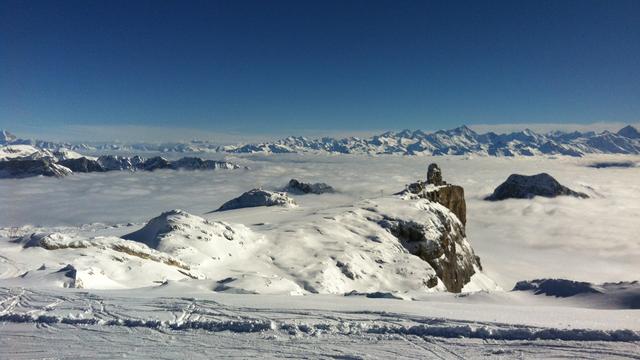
[2,125,640,157]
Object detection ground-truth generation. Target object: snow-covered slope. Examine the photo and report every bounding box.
[0,148,243,178]
[0,194,496,295]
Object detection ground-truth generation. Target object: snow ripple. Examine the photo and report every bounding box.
[1,312,637,342]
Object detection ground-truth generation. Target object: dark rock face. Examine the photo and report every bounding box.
[284,179,335,195]
[0,158,72,178]
[485,173,589,201]
[390,163,480,292]
[58,157,105,173]
[217,189,296,211]
[423,185,466,225]
[588,161,636,169]
[170,157,240,170]
[400,164,466,225]
[427,163,443,185]
[140,156,172,171]
[617,125,640,139]
[513,279,599,297]
[379,210,479,293]
[97,155,139,171]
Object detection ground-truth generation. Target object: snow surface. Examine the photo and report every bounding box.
[1,287,639,359]
[0,197,492,294]
[1,153,639,357]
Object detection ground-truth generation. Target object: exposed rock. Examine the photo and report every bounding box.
[399,164,466,225]
[427,163,444,185]
[378,201,479,293]
[513,279,600,297]
[0,152,243,178]
[485,173,589,201]
[140,156,172,171]
[423,185,466,225]
[588,161,637,169]
[170,157,241,170]
[617,125,640,139]
[217,189,297,211]
[388,163,484,291]
[284,179,335,194]
[58,157,105,172]
[97,155,142,171]
[0,158,72,178]
[513,279,640,309]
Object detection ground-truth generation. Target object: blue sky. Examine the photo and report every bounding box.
[1,0,639,139]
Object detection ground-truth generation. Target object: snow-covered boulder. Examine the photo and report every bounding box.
[284,179,335,194]
[217,189,297,211]
[485,173,589,201]
[123,209,259,266]
[513,279,640,309]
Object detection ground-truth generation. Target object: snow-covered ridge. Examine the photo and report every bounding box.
[2,125,640,157]
[223,125,640,156]
[0,146,243,178]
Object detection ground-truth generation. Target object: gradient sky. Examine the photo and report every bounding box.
[1,0,639,137]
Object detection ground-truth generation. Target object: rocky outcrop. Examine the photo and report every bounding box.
[422,186,466,225]
[427,163,444,185]
[386,163,482,292]
[485,173,589,201]
[513,279,640,309]
[140,156,172,171]
[170,157,240,170]
[0,152,242,179]
[399,164,466,225]
[58,157,105,173]
[284,179,335,194]
[513,279,600,297]
[0,158,72,178]
[378,201,480,293]
[97,155,144,171]
[217,189,297,211]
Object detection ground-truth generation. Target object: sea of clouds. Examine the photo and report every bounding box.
[1,153,638,288]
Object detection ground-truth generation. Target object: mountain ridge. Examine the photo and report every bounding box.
[2,125,640,157]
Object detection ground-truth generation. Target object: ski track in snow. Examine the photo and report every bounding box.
[1,287,639,359]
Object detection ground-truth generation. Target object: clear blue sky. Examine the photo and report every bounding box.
[1,0,639,135]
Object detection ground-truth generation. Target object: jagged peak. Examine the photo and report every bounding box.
[617,125,640,139]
